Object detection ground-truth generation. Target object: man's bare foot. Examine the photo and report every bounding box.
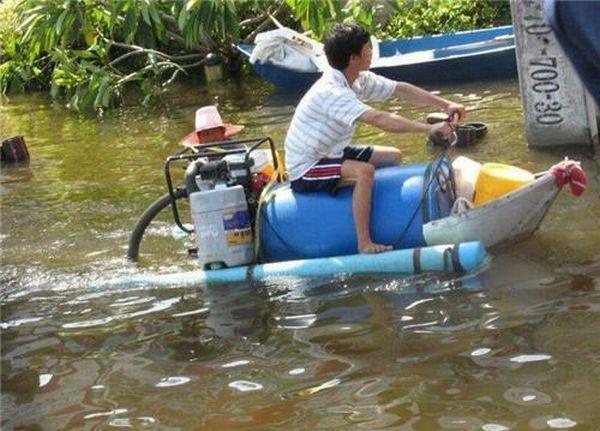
[359,242,393,254]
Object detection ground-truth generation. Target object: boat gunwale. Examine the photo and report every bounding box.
[236,25,515,72]
[370,45,515,69]
[236,45,515,77]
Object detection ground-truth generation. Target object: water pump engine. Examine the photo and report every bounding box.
[188,159,254,269]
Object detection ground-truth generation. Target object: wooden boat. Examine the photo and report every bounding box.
[236,25,516,90]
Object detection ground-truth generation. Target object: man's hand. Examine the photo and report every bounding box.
[428,122,454,146]
[445,102,466,125]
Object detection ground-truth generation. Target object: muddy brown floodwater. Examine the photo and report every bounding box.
[1,76,599,430]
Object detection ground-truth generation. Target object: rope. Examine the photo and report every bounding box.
[390,128,458,248]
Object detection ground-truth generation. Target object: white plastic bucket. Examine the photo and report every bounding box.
[452,156,481,201]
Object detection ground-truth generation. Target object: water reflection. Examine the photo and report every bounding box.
[202,282,274,342]
[2,78,600,430]
[1,263,598,429]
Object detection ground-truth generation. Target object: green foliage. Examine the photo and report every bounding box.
[1,0,513,112]
[0,0,52,94]
[381,0,511,39]
[285,0,342,38]
[343,0,395,34]
[0,60,29,93]
[176,0,239,48]
[0,0,20,56]
[283,0,510,41]
[1,0,247,111]
[49,48,119,110]
[284,0,388,38]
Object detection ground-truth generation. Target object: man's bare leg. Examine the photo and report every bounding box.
[368,145,402,168]
[341,160,392,254]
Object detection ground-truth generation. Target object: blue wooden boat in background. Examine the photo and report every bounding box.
[236,25,516,90]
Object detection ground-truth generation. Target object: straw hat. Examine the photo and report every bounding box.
[181,105,244,146]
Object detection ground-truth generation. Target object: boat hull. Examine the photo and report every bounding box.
[423,174,560,248]
[237,26,516,90]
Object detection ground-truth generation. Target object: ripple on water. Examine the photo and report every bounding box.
[84,408,128,419]
[530,416,578,429]
[155,376,191,388]
[482,424,510,431]
[0,317,43,329]
[62,316,114,329]
[171,306,209,317]
[356,378,390,400]
[437,416,483,430]
[471,347,492,357]
[221,359,251,368]
[274,313,317,328]
[504,387,552,406]
[62,297,181,328]
[38,374,52,388]
[510,354,552,363]
[228,380,264,392]
[108,417,156,427]
[547,418,577,429]
[109,418,132,427]
[110,296,154,307]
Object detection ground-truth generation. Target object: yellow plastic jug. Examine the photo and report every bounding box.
[473,163,535,205]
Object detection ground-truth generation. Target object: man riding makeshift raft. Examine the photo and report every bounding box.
[126,22,588,282]
[126,123,587,281]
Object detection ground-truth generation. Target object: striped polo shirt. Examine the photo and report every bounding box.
[284,68,397,180]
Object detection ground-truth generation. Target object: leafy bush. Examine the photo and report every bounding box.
[282,0,510,41]
[285,0,385,39]
[0,0,24,93]
[0,0,19,57]
[0,0,249,110]
[1,0,513,111]
[380,0,511,39]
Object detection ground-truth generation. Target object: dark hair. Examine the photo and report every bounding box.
[324,23,370,70]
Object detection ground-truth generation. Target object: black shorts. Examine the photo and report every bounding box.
[291,145,373,195]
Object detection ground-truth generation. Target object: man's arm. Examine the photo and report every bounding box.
[360,110,431,133]
[360,109,453,141]
[393,82,466,122]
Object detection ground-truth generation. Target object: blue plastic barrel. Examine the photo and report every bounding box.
[259,161,453,262]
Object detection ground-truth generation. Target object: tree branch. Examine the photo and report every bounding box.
[106,40,204,67]
[162,69,181,88]
[108,48,165,67]
[171,53,205,61]
[242,2,287,44]
[240,13,268,28]
[179,58,206,69]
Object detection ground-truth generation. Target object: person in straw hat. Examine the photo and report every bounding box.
[180,105,245,148]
